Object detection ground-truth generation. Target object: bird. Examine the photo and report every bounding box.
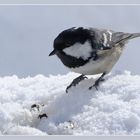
[49,27,140,93]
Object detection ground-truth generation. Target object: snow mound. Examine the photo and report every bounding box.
[0,71,140,135]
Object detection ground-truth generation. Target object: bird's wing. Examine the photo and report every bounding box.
[89,29,115,51]
[90,29,140,60]
[88,29,132,60]
[89,28,140,51]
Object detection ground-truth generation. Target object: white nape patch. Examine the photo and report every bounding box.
[63,41,92,60]
[107,30,112,41]
[73,27,79,30]
[103,33,108,46]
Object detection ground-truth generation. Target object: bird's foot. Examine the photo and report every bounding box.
[89,72,106,90]
[66,74,88,93]
[89,78,105,90]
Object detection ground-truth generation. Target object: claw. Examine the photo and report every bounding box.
[89,72,106,91]
[66,74,88,93]
[89,80,99,90]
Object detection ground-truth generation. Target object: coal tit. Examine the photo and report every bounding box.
[49,27,140,93]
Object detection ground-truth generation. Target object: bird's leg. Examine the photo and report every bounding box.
[89,72,106,90]
[66,74,88,93]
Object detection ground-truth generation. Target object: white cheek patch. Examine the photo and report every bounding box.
[63,41,92,60]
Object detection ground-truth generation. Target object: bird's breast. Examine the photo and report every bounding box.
[69,46,124,75]
[56,43,124,75]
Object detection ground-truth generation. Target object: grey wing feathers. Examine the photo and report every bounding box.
[90,28,140,51]
[89,28,140,60]
[89,28,114,50]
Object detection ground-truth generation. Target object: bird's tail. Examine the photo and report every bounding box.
[113,32,140,45]
[130,33,140,39]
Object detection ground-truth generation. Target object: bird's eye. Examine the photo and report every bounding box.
[65,43,71,46]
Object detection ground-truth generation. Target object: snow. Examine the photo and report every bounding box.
[0,71,140,135]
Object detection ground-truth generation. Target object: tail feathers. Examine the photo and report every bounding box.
[130,33,140,39]
[112,32,140,45]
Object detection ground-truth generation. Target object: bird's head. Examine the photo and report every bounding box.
[49,27,90,56]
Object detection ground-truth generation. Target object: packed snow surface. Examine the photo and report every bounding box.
[0,71,140,135]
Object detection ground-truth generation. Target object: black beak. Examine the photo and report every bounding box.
[49,50,56,56]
